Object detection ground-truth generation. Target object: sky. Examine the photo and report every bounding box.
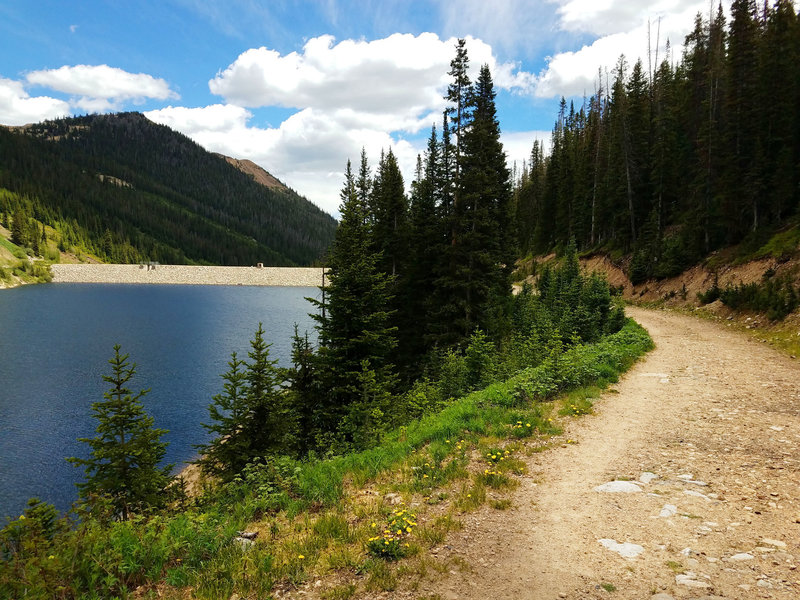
[0,1,731,216]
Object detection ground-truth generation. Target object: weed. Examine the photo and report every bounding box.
[666,560,684,573]
[600,582,616,592]
[322,583,357,599]
[366,507,417,561]
[490,498,512,510]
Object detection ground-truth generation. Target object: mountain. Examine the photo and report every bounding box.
[0,113,337,266]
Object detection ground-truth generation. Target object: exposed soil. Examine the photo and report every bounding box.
[416,307,800,600]
[578,254,800,310]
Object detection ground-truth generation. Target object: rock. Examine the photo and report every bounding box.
[594,481,643,493]
[650,594,675,600]
[756,579,773,589]
[236,530,258,540]
[677,473,694,480]
[675,573,711,588]
[384,492,402,505]
[684,489,711,500]
[761,538,787,549]
[233,537,255,551]
[727,552,755,561]
[659,504,678,518]
[640,471,658,484]
[598,538,644,558]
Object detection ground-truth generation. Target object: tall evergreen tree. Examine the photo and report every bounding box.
[455,64,514,338]
[196,352,250,479]
[311,160,397,446]
[68,346,171,520]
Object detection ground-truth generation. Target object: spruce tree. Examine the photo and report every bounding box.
[311,160,397,446]
[242,323,295,456]
[68,345,171,520]
[195,351,250,479]
[456,64,514,338]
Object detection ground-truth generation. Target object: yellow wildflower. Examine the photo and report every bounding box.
[298,554,305,559]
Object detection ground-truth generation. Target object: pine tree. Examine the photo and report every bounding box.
[10,208,26,247]
[68,345,171,520]
[456,64,514,338]
[242,323,295,456]
[311,160,398,446]
[195,351,250,479]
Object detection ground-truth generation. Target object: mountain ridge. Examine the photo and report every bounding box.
[0,112,337,266]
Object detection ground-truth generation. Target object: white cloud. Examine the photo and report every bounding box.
[0,77,70,126]
[26,64,178,110]
[209,33,532,112]
[534,1,732,98]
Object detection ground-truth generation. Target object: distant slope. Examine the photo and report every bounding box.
[0,113,337,266]
[217,154,287,191]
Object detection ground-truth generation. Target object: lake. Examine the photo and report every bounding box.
[0,283,319,520]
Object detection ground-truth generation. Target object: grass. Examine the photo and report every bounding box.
[600,582,617,592]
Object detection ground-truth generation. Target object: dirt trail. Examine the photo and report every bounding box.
[421,307,800,600]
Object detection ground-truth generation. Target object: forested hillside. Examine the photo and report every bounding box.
[0,113,337,266]
[515,0,800,284]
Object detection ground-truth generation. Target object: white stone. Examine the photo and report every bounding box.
[594,481,642,493]
[728,553,755,561]
[659,504,678,518]
[598,538,644,559]
[761,539,787,549]
[639,471,658,484]
[675,573,711,588]
[684,489,711,500]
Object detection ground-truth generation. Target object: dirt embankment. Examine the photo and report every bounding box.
[579,253,799,309]
[418,307,800,600]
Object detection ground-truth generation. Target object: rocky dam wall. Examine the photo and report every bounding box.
[50,264,325,287]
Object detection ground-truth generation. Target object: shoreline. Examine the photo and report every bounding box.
[50,264,325,287]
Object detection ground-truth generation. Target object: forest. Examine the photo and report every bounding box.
[0,113,337,266]
[514,0,800,283]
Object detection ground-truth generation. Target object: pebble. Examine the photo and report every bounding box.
[650,594,675,600]
[728,552,755,561]
[761,538,787,549]
[684,489,711,500]
[675,573,711,588]
[640,471,658,484]
[594,481,643,493]
[659,504,678,518]
[598,538,644,558]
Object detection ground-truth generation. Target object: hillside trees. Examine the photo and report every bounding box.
[0,114,337,266]
[514,1,800,279]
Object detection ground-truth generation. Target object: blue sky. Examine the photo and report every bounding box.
[0,1,730,215]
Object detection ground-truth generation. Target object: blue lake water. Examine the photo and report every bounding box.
[0,283,319,520]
